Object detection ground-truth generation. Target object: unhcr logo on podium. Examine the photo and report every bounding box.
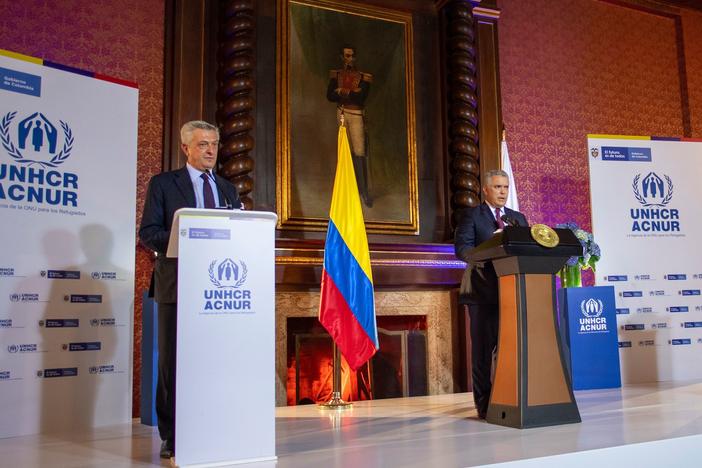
[203,258,253,313]
[578,298,608,333]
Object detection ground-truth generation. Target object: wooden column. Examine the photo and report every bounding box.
[442,0,480,229]
[217,0,256,209]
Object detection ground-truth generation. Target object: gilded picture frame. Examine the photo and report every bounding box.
[276,0,418,234]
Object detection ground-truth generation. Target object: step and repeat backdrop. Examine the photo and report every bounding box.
[589,135,702,382]
[0,50,137,437]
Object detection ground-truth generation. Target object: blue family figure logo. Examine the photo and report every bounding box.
[1,110,73,167]
[18,113,58,153]
[208,258,247,288]
[632,172,673,207]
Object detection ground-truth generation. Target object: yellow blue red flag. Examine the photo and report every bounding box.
[319,124,378,370]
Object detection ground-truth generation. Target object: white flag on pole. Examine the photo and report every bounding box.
[501,138,519,211]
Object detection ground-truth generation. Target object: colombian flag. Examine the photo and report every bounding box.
[319,124,378,370]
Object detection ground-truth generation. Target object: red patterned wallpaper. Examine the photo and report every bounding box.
[0,0,164,416]
[497,0,688,233]
[682,9,702,136]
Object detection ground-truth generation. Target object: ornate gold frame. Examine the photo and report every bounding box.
[276,0,418,234]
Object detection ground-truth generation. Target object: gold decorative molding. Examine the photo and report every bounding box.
[275,256,465,268]
[472,6,501,19]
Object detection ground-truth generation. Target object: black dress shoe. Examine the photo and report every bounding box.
[160,439,174,459]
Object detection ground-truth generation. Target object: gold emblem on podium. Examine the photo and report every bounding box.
[530,224,559,248]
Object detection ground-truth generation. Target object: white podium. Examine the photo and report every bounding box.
[167,208,277,467]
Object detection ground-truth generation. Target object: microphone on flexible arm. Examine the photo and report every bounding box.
[501,214,520,227]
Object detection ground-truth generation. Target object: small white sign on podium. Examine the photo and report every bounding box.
[167,208,277,467]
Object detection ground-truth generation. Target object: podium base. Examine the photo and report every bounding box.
[487,402,581,429]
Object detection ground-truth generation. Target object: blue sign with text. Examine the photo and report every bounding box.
[558,285,621,390]
[0,67,41,97]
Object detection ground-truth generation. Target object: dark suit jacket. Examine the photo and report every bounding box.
[454,203,528,305]
[139,166,241,304]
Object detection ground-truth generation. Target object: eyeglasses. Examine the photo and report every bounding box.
[195,140,220,151]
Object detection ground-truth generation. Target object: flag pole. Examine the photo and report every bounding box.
[319,343,352,409]
[320,112,352,410]
[319,109,377,409]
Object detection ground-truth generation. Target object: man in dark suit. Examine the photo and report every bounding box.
[139,120,241,458]
[454,169,527,419]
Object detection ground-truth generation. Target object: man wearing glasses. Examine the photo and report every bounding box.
[139,120,242,458]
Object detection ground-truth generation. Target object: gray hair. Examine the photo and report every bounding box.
[180,120,219,145]
[484,169,509,185]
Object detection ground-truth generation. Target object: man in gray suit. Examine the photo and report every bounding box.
[454,169,527,419]
[139,121,241,458]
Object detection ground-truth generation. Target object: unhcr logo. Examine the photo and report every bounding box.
[0,111,73,168]
[7,343,38,353]
[89,365,115,374]
[204,258,253,313]
[0,111,79,207]
[581,298,603,318]
[633,172,672,207]
[208,258,247,289]
[578,298,607,333]
[8,292,39,302]
[630,172,680,233]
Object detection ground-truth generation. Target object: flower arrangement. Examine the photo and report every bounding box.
[555,222,601,288]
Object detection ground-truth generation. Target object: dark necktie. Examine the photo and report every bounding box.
[201,172,215,209]
[495,208,504,229]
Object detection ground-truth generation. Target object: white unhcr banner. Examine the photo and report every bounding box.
[588,135,702,383]
[0,50,137,437]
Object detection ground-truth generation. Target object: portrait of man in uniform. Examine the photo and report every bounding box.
[279,0,418,234]
[327,45,373,207]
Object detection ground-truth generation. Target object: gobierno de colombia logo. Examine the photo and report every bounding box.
[630,172,679,233]
[0,110,78,207]
[203,258,252,313]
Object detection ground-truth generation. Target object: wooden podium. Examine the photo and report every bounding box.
[467,226,582,428]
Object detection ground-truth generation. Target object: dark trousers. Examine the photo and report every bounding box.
[468,303,499,416]
[156,302,177,443]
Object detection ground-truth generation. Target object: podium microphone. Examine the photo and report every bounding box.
[501,214,520,227]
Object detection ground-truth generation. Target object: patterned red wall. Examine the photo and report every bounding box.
[497,0,696,234]
[682,9,702,136]
[0,0,164,416]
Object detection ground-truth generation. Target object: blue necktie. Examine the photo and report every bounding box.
[201,172,215,209]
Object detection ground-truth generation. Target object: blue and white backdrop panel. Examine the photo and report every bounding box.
[588,136,702,383]
[0,51,138,438]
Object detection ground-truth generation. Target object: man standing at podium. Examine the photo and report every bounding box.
[139,120,241,458]
[454,169,527,419]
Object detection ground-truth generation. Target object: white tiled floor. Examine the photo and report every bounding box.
[2,381,702,467]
